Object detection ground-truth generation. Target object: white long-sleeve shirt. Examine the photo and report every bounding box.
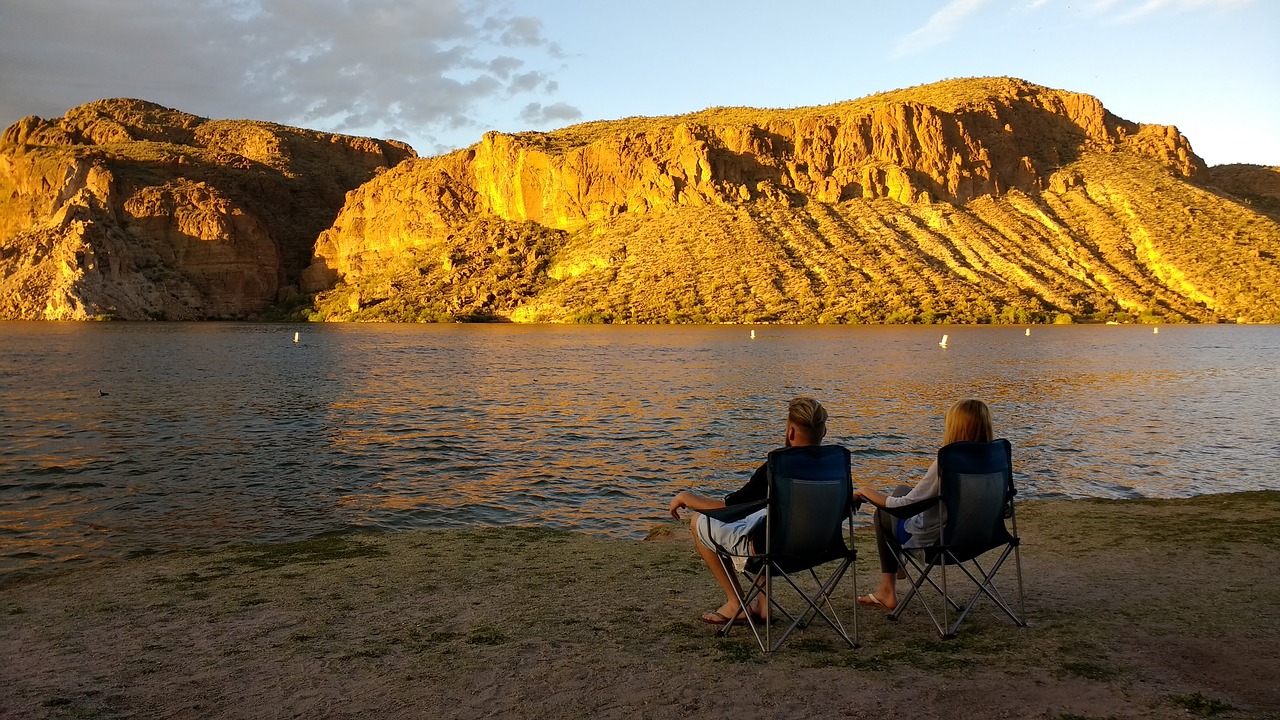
[884,459,945,547]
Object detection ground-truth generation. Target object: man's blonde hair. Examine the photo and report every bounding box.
[788,397,828,440]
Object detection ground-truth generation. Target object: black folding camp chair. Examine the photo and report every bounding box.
[701,445,859,653]
[883,439,1027,638]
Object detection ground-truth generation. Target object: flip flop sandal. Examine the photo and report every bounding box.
[858,593,890,609]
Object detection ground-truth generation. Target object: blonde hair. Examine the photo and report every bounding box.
[942,399,994,446]
[788,397,828,441]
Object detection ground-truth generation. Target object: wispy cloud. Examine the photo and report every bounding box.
[892,0,1254,56]
[892,0,997,58]
[1091,0,1255,22]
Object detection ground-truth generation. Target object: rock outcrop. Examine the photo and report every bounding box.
[3,79,1277,324]
[0,99,413,319]
[302,77,1277,324]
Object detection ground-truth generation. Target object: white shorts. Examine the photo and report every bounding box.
[695,508,767,573]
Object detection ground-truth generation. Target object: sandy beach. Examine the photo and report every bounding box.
[3,492,1278,719]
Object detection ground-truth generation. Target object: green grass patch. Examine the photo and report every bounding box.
[1059,659,1122,682]
[226,536,388,570]
[715,638,766,664]
[465,626,509,646]
[1170,692,1238,717]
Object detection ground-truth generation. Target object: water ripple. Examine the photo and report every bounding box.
[1,322,1279,583]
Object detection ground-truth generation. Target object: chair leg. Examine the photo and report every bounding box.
[717,553,859,652]
[715,555,769,652]
[1013,543,1028,626]
[933,549,1027,636]
[767,561,858,651]
[890,554,968,638]
[890,554,957,619]
[955,550,1026,629]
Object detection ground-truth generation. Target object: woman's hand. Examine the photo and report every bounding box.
[854,487,889,508]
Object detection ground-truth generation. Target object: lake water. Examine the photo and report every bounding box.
[2,322,1278,583]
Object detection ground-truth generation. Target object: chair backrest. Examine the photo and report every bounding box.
[938,439,1015,556]
[765,445,853,566]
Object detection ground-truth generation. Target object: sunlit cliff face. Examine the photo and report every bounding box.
[300,78,1279,325]
[0,98,414,320]
[2,80,1278,325]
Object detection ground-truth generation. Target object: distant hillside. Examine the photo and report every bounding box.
[2,78,1278,323]
[0,99,413,320]
[301,77,1280,324]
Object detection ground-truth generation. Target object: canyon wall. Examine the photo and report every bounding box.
[3,79,1276,324]
[301,77,1277,324]
[0,99,413,319]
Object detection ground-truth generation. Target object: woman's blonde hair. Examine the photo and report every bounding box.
[942,399,994,446]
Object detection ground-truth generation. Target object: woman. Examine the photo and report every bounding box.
[853,399,994,610]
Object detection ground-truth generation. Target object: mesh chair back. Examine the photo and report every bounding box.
[939,439,1014,557]
[890,438,1025,637]
[767,445,852,569]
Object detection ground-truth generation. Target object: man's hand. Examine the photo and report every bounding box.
[669,489,724,520]
[669,491,689,520]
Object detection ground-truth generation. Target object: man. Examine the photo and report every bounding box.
[668,397,828,624]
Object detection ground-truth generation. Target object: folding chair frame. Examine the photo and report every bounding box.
[885,440,1028,639]
[705,446,860,653]
[716,518,859,653]
[889,528,1027,638]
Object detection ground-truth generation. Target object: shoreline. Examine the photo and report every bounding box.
[3,492,1279,719]
[1,483,1269,590]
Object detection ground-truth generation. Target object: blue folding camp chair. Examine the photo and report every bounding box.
[883,439,1027,638]
[701,444,859,653]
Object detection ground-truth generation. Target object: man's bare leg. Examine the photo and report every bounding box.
[691,514,747,621]
[691,514,769,621]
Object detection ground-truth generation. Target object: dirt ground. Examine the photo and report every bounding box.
[3,492,1278,719]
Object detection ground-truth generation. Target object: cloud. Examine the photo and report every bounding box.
[889,0,1253,56]
[508,71,550,94]
[1090,0,1256,21]
[497,16,546,47]
[892,0,997,58]
[487,56,525,80]
[0,0,571,152]
[519,101,583,126]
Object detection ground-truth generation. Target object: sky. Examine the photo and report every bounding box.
[1,0,1276,166]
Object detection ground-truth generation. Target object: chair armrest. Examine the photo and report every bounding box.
[700,499,768,524]
[876,495,941,520]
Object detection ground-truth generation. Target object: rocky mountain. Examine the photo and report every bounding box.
[0,99,413,319]
[299,78,1279,324]
[3,78,1278,323]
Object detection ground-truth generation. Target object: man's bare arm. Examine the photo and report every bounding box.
[669,490,727,519]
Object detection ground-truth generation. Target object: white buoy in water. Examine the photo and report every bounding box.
[1153,327,1159,334]
[1025,328,1031,336]
[750,329,756,339]
[293,331,300,343]
[939,334,948,348]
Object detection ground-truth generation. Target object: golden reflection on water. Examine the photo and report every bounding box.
[1,322,1278,580]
